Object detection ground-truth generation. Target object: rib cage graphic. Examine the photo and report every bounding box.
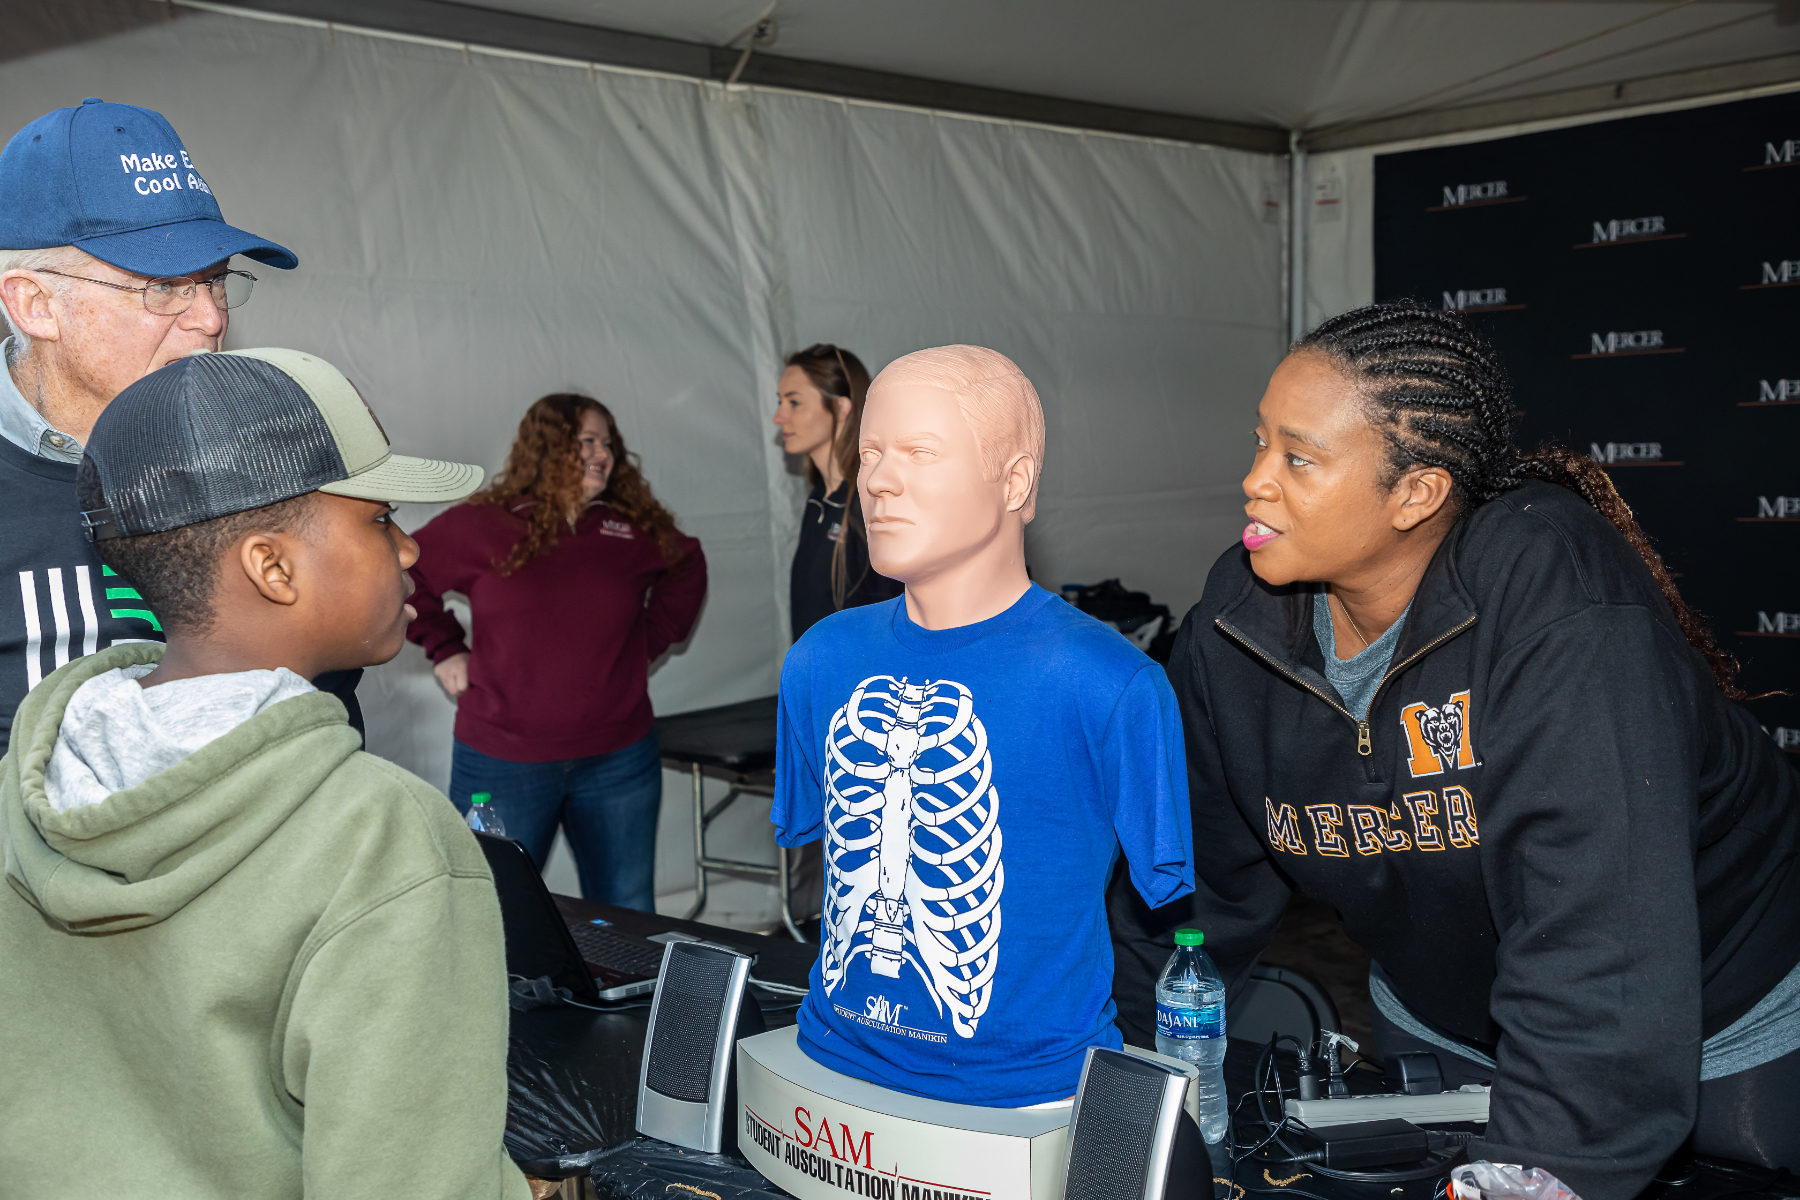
[821,675,1003,1039]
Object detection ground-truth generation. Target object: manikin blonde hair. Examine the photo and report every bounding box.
[867,344,1046,521]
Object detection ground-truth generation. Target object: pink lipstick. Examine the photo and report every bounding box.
[1242,521,1280,550]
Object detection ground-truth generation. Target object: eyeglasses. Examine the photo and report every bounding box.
[35,267,256,315]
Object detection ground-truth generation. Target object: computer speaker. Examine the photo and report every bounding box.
[635,940,766,1154]
[1063,1047,1208,1200]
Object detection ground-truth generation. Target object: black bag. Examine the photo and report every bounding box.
[1060,579,1175,664]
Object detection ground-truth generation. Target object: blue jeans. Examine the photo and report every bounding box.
[450,732,662,911]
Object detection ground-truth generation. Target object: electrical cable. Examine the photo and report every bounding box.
[1232,1033,1471,1186]
[562,994,651,1012]
[749,973,809,996]
[1241,1188,1340,1200]
[508,973,654,1013]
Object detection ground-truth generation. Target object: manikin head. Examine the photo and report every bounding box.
[857,345,1044,589]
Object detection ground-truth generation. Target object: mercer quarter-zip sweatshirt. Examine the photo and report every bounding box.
[0,643,531,1200]
[1111,480,1800,1200]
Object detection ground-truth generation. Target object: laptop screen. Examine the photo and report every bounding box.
[473,832,598,1000]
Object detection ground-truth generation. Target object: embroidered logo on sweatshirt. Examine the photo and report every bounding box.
[1399,689,1476,777]
[1265,790,1479,858]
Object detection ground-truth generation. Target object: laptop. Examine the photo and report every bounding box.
[475,831,703,1002]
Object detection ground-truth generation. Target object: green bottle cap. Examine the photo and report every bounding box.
[471,792,492,805]
[1174,929,1204,946]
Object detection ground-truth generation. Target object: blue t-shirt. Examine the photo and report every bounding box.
[772,584,1194,1107]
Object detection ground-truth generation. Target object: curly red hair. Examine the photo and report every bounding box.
[471,393,685,574]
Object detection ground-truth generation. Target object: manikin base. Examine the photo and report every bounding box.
[735,1027,1204,1200]
[736,1026,1071,1200]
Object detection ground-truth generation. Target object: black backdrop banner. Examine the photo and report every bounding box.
[1374,91,1800,750]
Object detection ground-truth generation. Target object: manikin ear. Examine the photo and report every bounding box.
[0,272,62,344]
[1001,452,1038,517]
[1389,466,1455,531]
[237,532,301,607]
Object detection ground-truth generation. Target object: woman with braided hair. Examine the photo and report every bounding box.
[1109,301,1799,1192]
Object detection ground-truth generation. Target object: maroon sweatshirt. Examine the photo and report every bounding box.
[406,498,707,762]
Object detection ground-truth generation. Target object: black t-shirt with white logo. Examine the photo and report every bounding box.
[0,434,164,755]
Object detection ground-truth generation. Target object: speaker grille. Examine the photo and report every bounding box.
[1064,1054,1167,1200]
[644,945,733,1102]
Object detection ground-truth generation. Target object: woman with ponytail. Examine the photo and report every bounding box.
[773,344,902,640]
[406,394,705,910]
[770,345,903,931]
[1110,302,1799,1191]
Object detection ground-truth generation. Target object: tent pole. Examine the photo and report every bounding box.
[1288,129,1307,344]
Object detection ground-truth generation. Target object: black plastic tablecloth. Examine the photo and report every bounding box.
[589,1139,786,1200]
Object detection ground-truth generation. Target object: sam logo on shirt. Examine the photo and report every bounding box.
[865,995,908,1025]
[1399,689,1475,778]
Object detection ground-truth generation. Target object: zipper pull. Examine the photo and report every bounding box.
[1357,721,1371,756]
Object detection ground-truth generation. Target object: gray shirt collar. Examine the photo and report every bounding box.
[0,337,84,463]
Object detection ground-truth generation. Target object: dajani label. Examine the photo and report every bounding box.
[1156,1001,1223,1040]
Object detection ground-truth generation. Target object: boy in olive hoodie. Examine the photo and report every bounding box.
[0,349,533,1199]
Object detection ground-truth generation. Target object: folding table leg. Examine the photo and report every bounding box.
[684,762,707,921]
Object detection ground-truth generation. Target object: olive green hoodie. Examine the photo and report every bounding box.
[0,644,531,1199]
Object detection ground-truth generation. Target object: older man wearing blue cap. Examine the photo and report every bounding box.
[0,98,323,754]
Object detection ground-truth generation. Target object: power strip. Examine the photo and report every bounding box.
[1284,1085,1489,1128]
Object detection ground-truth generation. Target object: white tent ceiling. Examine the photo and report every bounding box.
[454,0,1800,133]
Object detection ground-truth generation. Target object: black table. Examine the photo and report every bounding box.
[505,895,816,1180]
[655,696,779,772]
[653,697,804,938]
[510,938,1796,1200]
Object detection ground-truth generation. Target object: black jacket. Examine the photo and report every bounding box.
[1111,481,1800,1200]
[789,479,902,641]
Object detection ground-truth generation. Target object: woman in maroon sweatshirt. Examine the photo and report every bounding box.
[406,393,706,910]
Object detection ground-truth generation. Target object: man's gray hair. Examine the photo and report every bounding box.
[0,245,87,366]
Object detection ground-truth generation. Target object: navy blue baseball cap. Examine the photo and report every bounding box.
[0,98,296,277]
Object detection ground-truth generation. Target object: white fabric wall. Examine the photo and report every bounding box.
[0,10,1286,923]
[754,92,1287,609]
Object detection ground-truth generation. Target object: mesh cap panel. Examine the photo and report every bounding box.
[84,353,346,537]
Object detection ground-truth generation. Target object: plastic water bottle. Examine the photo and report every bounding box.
[466,791,506,837]
[1155,928,1229,1143]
